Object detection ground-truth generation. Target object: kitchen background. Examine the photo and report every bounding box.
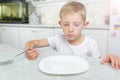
[0,0,120,57]
[28,0,110,26]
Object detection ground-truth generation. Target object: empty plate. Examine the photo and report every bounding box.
[39,55,89,75]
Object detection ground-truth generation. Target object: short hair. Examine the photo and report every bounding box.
[59,1,86,21]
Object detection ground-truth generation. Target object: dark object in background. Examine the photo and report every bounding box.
[0,0,29,23]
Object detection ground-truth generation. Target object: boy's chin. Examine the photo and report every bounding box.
[66,37,76,41]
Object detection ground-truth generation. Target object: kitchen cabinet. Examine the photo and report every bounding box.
[0,27,19,49]
[19,27,54,49]
[0,27,2,43]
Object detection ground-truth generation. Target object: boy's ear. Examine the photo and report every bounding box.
[84,21,89,28]
[58,21,61,26]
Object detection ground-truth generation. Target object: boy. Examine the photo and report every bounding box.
[26,1,100,59]
[26,1,120,69]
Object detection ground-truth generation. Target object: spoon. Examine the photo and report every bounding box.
[0,44,40,65]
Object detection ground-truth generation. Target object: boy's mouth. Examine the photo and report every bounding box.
[67,34,75,37]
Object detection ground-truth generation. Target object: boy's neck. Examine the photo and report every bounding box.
[68,34,84,46]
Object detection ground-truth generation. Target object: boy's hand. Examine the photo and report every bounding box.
[25,41,39,60]
[101,54,120,69]
[26,46,39,60]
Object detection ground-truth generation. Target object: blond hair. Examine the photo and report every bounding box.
[59,1,86,21]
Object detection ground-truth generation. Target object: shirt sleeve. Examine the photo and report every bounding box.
[47,35,57,50]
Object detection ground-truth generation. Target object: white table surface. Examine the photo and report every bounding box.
[0,44,120,80]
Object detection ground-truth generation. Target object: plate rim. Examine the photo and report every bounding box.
[38,55,89,75]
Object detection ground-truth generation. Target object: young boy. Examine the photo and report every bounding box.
[26,1,100,58]
[26,1,120,69]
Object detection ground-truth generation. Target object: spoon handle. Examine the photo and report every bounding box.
[12,44,40,61]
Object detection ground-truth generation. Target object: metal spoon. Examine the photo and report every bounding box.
[0,44,40,65]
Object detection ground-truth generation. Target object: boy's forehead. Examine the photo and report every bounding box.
[60,11,85,22]
[61,12,83,19]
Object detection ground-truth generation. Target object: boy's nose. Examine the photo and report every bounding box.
[68,26,73,32]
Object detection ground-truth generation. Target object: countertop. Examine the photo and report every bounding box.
[0,23,109,30]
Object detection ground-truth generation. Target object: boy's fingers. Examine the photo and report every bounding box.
[101,56,109,64]
[26,48,32,52]
[101,54,120,69]
[27,51,37,57]
[25,48,39,60]
[115,61,120,69]
[110,57,115,68]
[26,44,35,50]
[110,56,120,69]
[119,59,120,69]
[115,58,120,69]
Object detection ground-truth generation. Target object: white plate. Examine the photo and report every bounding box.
[39,55,89,75]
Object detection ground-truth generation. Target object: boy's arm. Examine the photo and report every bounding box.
[25,38,49,60]
[26,38,49,49]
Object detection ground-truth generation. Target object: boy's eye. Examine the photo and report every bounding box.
[63,24,69,27]
[74,24,80,27]
[74,23,82,27]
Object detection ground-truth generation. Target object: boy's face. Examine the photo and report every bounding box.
[59,12,88,41]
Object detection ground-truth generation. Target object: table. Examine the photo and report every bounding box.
[0,44,120,80]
